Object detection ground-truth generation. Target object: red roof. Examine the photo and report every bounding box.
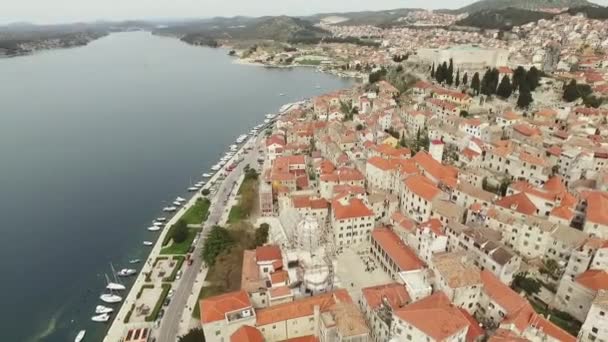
[394,292,471,340]
[575,270,608,291]
[200,290,251,323]
[371,227,425,272]
[496,193,538,216]
[480,270,528,315]
[582,191,608,225]
[230,326,264,342]
[361,283,411,310]
[404,174,441,201]
[332,198,374,220]
[255,245,282,262]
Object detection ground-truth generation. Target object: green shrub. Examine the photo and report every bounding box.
[163,256,185,282]
[145,284,171,322]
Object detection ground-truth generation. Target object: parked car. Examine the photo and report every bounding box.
[164,297,171,307]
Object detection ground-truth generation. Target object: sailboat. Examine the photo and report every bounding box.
[101,273,123,303]
[117,268,137,277]
[147,226,161,232]
[95,305,114,314]
[91,313,111,322]
[74,330,86,342]
[106,264,126,290]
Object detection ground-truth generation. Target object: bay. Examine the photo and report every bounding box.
[0,31,352,342]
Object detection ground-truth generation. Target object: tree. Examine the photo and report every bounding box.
[201,188,210,196]
[202,225,233,266]
[517,82,533,108]
[255,223,270,246]
[496,75,513,99]
[541,258,561,279]
[356,124,364,131]
[172,220,189,244]
[462,72,468,86]
[455,69,460,87]
[499,178,512,197]
[584,95,603,108]
[526,66,541,90]
[513,272,541,296]
[431,63,435,78]
[446,59,454,86]
[563,79,580,102]
[460,110,469,118]
[512,66,526,91]
[399,132,407,147]
[178,328,206,342]
[471,72,481,95]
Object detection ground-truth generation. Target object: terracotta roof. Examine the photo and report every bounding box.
[582,191,608,226]
[361,283,410,310]
[292,196,329,210]
[371,227,425,271]
[458,308,484,342]
[576,270,608,291]
[200,290,251,324]
[480,270,528,315]
[394,292,470,341]
[496,193,538,216]
[281,336,319,342]
[513,124,541,137]
[230,326,264,342]
[336,167,365,182]
[269,285,292,298]
[332,198,374,220]
[256,289,352,325]
[412,151,458,185]
[488,328,528,341]
[270,270,289,285]
[404,174,441,201]
[255,245,282,262]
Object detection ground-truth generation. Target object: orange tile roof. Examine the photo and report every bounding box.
[269,285,292,298]
[230,326,264,342]
[458,308,484,342]
[361,283,410,310]
[255,245,282,262]
[270,270,289,285]
[332,198,374,220]
[200,290,251,324]
[404,174,441,201]
[256,289,352,326]
[582,191,608,225]
[336,167,364,182]
[495,193,538,216]
[489,328,529,341]
[412,151,458,185]
[480,270,528,314]
[519,151,547,167]
[575,270,608,291]
[394,292,470,340]
[513,124,541,137]
[371,227,425,271]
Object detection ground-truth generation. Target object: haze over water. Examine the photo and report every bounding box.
[0,31,352,342]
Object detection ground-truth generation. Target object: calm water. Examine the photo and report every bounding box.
[0,31,352,342]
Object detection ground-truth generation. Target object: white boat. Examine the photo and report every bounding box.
[264,119,270,124]
[106,282,126,291]
[172,201,181,206]
[129,259,140,264]
[147,226,161,232]
[265,114,276,119]
[210,164,221,171]
[196,181,205,186]
[74,330,86,342]
[176,196,186,202]
[279,93,285,96]
[162,206,177,212]
[143,241,153,246]
[91,313,111,322]
[100,293,122,303]
[153,221,163,226]
[218,160,226,166]
[202,173,212,178]
[95,305,114,314]
[187,187,199,192]
[118,268,137,277]
[155,217,167,222]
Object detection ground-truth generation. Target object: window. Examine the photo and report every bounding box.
[215,331,221,336]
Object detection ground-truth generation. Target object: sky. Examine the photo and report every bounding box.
[2,0,608,25]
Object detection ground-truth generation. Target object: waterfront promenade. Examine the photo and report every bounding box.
[104,126,266,342]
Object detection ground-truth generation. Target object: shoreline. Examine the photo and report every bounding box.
[103,104,294,341]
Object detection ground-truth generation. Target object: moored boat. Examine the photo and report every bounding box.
[129,259,140,264]
[143,241,153,246]
[117,268,137,277]
[202,173,212,178]
[74,330,86,342]
[147,226,161,232]
[100,293,122,303]
[162,206,177,212]
[91,313,111,322]
[106,282,126,291]
[95,305,114,314]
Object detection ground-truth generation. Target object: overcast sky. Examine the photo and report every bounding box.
[3,0,608,25]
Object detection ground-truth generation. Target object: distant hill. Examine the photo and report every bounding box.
[305,8,421,27]
[455,7,556,29]
[457,0,593,13]
[154,16,327,42]
[566,5,608,19]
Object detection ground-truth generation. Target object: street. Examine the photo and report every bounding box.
[156,133,264,342]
